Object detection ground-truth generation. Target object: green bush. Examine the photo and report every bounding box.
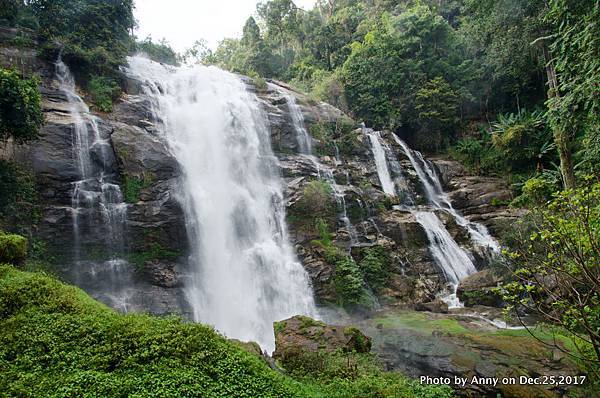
[332,256,368,307]
[358,246,391,292]
[0,68,44,142]
[88,75,119,112]
[0,265,453,397]
[0,232,27,264]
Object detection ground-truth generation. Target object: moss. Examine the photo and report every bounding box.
[127,242,179,271]
[0,160,41,234]
[123,173,154,203]
[0,231,27,264]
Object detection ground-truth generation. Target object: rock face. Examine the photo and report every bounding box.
[1,30,518,316]
[273,315,372,361]
[0,31,189,315]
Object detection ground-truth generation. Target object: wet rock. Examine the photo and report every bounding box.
[143,260,181,288]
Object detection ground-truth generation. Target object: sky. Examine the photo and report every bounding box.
[134,0,317,53]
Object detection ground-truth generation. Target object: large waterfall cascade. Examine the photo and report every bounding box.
[56,58,131,310]
[128,57,316,352]
[366,131,499,306]
[277,86,359,246]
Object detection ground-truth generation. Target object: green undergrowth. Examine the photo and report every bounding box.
[0,264,453,397]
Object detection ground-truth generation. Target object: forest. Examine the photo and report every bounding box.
[0,0,598,396]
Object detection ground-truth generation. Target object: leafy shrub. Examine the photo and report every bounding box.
[0,232,27,264]
[88,75,119,112]
[332,256,367,306]
[134,37,179,66]
[358,246,391,292]
[288,180,336,233]
[0,68,43,142]
[0,265,453,397]
[512,172,560,206]
[503,181,600,373]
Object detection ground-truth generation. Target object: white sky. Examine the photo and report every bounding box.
[134,0,317,52]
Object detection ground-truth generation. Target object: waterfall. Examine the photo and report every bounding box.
[392,134,500,253]
[56,58,130,309]
[278,88,313,155]
[277,85,358,246]
[366,130,396,196]
[366,130,482,306]
[127,57,316,352]
[415,211,477,284]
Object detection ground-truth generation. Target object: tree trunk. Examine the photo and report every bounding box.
[540,42,576,189]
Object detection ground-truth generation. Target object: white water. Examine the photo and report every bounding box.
[365,130,482,307]
[392,134,500,253]
[415,211,477,284]
[277,85,359,246]
[367,131,396,196]
[279,88,313,155]
[127,57,316,352]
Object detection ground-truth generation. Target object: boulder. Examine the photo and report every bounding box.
[273,315,371,360]
[457,268,506,307]
[415,299,449,314]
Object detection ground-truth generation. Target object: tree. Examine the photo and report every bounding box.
[504,181,600,373]
[415,77,459,150]
[0,68,43,143]
[543,0,600,188]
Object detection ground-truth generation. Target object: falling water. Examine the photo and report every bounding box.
[392,134,500,253]
[127,57,316,352]
[277,86,359,246]
[56,57,130,308]
[366,130,396,196]
[415,211,477,285]
[366,130,481,306]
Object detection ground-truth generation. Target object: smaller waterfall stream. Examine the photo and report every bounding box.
[278,87,359,246]
[392,134,500,253]
[367,131,396,196]
[365,130,494,306]
[56,58,130,309]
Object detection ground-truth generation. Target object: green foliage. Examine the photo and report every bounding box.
[135,37,179,66]
[490,109,554,171]
[279,349,454,398]
[414,77,459,151]
[358,246,391,292]
[332,256,368,307]
[123,174,153,204]
[0,160,41,234]
[502,181,600,374]
[289,180,336,232]
[127,242,179,271]
[0,264,453,397]
[0,68,43,142]
[545,0,600,171]
[88,75,119,113]
[0,231,27,264]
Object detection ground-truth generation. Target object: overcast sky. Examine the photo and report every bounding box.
[134,0,317,52]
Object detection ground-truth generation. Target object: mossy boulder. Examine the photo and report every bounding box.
[0,231,27,264]
[273,315,371,363]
